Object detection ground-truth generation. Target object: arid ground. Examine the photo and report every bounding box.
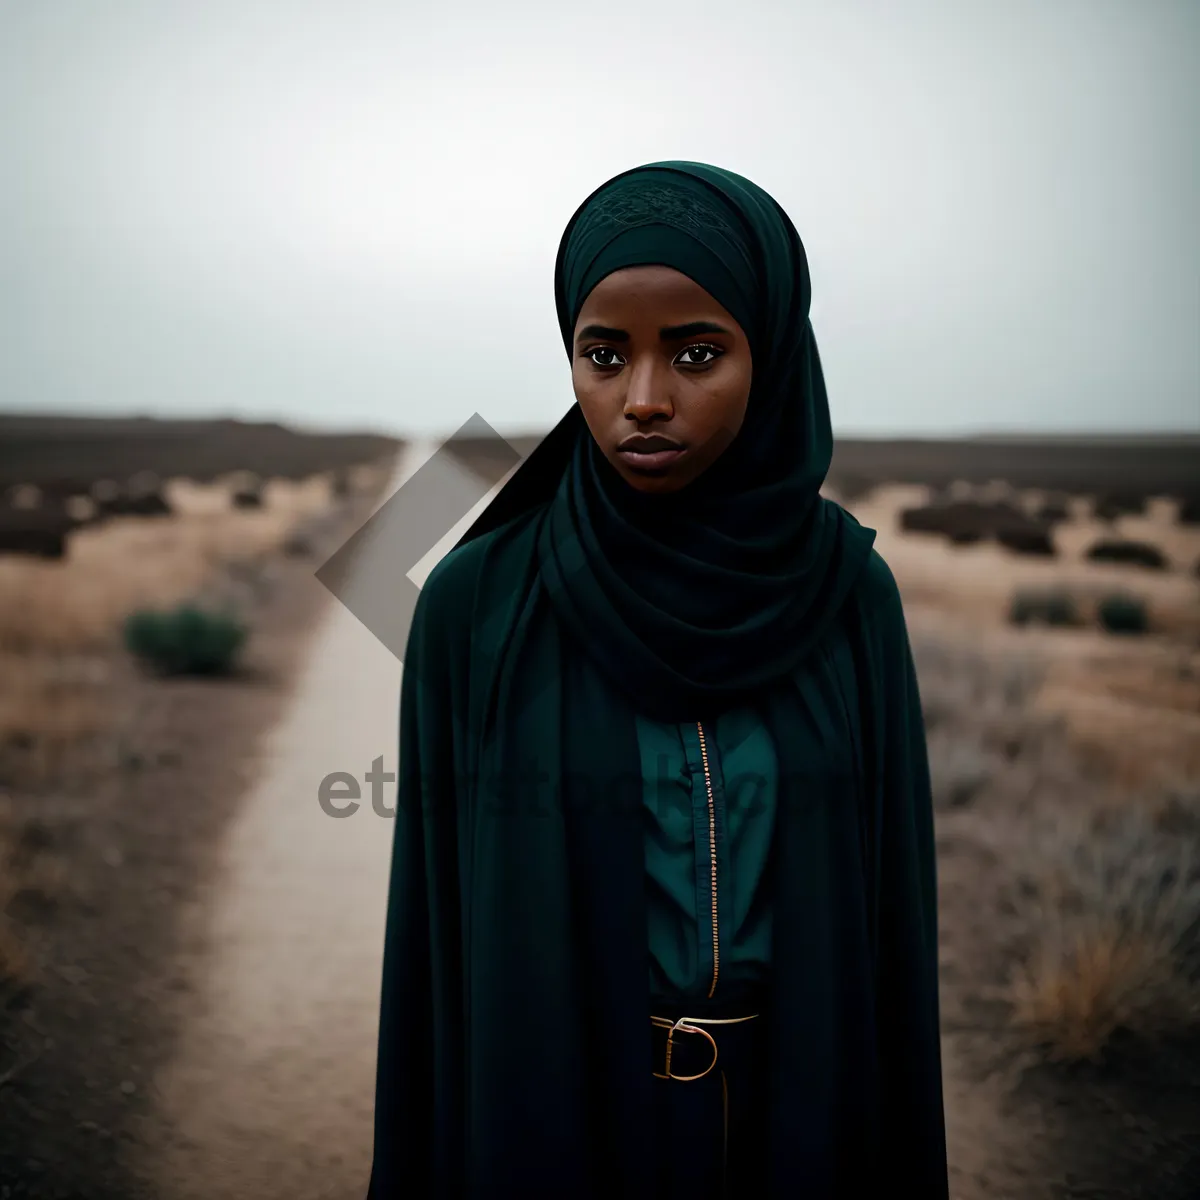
[1,425,1198,1198]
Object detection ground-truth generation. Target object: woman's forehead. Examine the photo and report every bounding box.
[580,266,719,306]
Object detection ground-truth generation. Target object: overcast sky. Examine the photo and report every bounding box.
[2,0,1197,438]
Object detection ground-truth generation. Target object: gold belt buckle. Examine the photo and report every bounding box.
[650,1013,759,1082]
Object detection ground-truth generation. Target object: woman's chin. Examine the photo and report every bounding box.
[612,464,692,495]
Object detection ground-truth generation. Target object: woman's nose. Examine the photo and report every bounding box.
[622,358,673,422]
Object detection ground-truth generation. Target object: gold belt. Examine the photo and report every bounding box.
[650,1012,760,1082]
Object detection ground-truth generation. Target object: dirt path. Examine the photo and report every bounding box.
[137,449,437,1200]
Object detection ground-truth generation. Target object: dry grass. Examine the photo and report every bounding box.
[0,916,32,1007]
[1041,687,1200,790]
[0,474,345,1014]
[0,654,110,784]
[1010,932,1181,1063]
[165,473,335,519]
[0,803,38,1002]
[0,460,394,1161]
[1003,798,1200,1063]
[852,486,1200,642]
[883,478,1200,793]
[912,629,1074,815]
[0,477,334,780]
[0,888,32,1001]
[915,622,1200,1070]
[1033,643,1200,789]
[0,509,305,656]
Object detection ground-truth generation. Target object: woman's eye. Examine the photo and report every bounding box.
[584,344,721,368]
[676,344,721,366]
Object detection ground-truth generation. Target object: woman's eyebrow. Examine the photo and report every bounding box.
[576,324,628,344]
[659,320,732,340]
[575,320,733,345]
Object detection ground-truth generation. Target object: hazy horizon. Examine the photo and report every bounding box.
[4,1,1198,439]
[8,410,1200,447]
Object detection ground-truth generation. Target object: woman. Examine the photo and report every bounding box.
[368,161,948,1199]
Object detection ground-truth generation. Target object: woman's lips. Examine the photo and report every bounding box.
[616,447,686,472]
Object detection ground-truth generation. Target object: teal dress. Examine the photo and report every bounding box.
[636,710,777,1006]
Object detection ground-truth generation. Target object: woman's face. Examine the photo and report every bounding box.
[571,265,753,495]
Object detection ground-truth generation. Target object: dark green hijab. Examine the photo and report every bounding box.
[460,159,875,720]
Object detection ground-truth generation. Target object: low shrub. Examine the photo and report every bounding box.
[0,509,73,560]
[900,501,1054,555]
[282,532,314,558]
[900,501,984,541]
[1097,593,1150,636]
[947,526,985,546]
[1085,539,1169,571]
[996,523,1056,557]
[1034,497,1071,524]
[1093,492,1146,522]
[1176,495,1200,526]
[899,502,964,536]
[99,489,173,518]
[231,488,263,510]
[124,604,248,676]
[1009,588,1082,629]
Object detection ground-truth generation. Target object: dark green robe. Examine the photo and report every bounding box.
[368,507,947,1198]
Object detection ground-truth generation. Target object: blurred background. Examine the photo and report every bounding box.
[1,2,1198,1198]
